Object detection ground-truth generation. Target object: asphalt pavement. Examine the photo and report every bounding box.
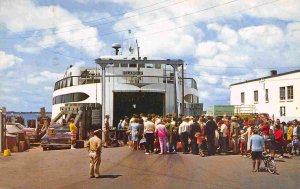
[0,146,299,189]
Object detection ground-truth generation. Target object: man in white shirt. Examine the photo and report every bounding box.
[144,116,155,154]
[220,120,228,153]
[179,117,190,153]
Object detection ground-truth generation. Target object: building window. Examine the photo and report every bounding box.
[287,86,293,100]
[241,92,245,104]
[280,87,285,100]
[280,106,286,116]
[265,89,269,102]
[254,90,258,103]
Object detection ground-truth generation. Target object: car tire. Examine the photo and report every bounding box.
[42,147,48,151]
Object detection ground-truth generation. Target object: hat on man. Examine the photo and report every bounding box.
[231,116,237,120]
[94,129,102,134]
[155,119,162,125]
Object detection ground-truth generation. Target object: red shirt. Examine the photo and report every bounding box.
[261,124,270,135]
[274,129,284,144]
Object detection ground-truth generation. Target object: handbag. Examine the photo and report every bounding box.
[197,136,203,145]
[140,137,146,144]
[176,142,182,151]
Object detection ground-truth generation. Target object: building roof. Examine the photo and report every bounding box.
[230,69,300,86]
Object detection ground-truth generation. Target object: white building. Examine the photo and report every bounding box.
[230,70,300,121]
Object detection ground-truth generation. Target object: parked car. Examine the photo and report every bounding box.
[6,123,37,142]
[40,123,71,151]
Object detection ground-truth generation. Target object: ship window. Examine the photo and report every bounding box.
[155,64,161,69]
[56,95,62,104]
[129,64,137,68]
[138,64,145,68]
[121,63,128,67]
[145,64,154,68]
[53,92,89,105]
[114,63,120,67]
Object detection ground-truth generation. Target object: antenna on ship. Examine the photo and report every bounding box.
[112,43,121,55]
[136,39,140,60]
[128,29,135,55]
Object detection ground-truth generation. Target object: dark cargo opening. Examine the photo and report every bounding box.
[113,92,165,127]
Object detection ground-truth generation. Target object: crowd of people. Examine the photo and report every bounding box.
[115,113,300,158]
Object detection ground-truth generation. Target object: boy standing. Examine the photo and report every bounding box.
[250,129,265,172]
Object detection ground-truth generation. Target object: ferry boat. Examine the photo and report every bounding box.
[51,44,202,126]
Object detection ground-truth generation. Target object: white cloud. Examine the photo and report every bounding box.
[238,25,284,49]
[112,5,203,57]
[43,86,53,91]
[25,71,62,85]
[75,0,160,5]
[0,0,105,57]
[73,61,86,68]
[15,31,57,53]
[207,23,238,46]
[0,51,23,70]
[245,0,300,21]
[195,41,229,58]
[287,22,300,47]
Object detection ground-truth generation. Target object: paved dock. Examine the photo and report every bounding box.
[0,147,299,189]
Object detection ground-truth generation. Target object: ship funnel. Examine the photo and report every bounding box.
[112,43,121,55]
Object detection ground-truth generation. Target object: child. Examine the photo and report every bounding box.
[139,136,146,151]
[239,130,247,157]
[288,136,300,155]
[265,129,275,159]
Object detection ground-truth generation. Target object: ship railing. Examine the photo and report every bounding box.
[54,76,197,91]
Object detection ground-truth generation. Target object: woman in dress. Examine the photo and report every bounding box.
[155,119,168,154]
[130,118,140,150]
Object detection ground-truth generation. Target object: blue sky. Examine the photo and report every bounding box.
[0,0,299,112]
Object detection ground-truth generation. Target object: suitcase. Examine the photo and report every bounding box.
[75,140,84,148]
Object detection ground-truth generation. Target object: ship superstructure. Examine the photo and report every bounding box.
[51,45,202,126]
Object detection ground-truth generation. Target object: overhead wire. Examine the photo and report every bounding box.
[0,0,282,64]
[8,0,239,47]
[6,0,175,35]
[0,0,189,39]
[36,0,280,51]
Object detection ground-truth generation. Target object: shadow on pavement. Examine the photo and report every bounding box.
[97,174,122,179]
[274,159,286,162]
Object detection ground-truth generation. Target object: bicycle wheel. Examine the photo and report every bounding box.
[267,160,276,174]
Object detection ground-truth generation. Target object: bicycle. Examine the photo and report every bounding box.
[262,152,277,174]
